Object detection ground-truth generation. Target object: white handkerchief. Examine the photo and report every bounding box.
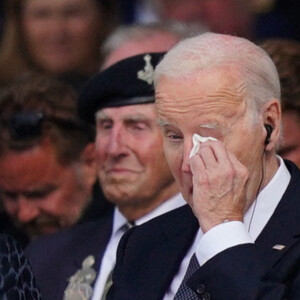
[189,133,217,158]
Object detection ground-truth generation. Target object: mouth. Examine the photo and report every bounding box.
[107,168,139,174]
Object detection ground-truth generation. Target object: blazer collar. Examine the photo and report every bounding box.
[255,160,300,265]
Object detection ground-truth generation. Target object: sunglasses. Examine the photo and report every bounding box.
[4,111,88,140]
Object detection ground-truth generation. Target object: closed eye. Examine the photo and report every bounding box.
[126,120,149,131]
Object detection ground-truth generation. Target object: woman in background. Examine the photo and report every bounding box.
[0,0,118,87]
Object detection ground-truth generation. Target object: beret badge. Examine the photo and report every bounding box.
[137,54,154,85]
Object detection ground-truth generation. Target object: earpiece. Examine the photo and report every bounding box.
[264,124,273,145]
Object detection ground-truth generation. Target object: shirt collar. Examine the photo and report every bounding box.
[112,193,186,234]
[244,156,291,239]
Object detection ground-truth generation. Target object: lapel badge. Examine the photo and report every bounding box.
[272,244,286,251]
[63,255,97,300]
[137,54,154,85]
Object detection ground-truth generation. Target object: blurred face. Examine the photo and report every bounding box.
[21,0,103,74]
[102,32,180,69]
[95,104,176,212]
[279,110,300,168]
[155,68,266,205]
[159,0,205,23]
[0,140,93,239]
[160,0,251,37]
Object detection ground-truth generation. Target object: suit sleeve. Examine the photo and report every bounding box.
[187,241,300,300]
[0,235,41,300]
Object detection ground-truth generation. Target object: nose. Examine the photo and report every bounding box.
[182,139,193,174]
[106,126,129,157]
[45,14,68,38]
[17,198,40,224]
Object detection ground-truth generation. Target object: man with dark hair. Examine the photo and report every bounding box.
[0,74,107,246]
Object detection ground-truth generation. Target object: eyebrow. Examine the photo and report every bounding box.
[198,122,219,129]
[157,119,170,127]
[157,119,220,129]
[1,184,57,199]
[96,111,151,123]
[95,111,109,121]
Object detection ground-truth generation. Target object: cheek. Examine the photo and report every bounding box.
[46,190,75,218]
[163,146,182,180]
[41,193,63,212]
[70,17,97,34]
[67,14,101,44]
[2,201,17,214]
[23,20,43,43]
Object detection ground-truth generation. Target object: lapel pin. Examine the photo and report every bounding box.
[63,255,96,300]
[272,244,286,251]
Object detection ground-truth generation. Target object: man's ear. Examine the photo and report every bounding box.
[80,142,97,187]
[263,99,281,151]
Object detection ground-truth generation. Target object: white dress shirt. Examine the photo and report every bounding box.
[92,193,186,300]
[164,157,291,299]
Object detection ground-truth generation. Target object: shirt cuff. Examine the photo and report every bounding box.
[196,221,254,265]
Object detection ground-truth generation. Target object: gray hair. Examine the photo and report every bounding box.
[154,33,281,118]
[101,21,208,59]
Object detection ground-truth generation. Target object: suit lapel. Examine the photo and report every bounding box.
[113,205,199,300]
[69,217,113,287]
[152,205,199,299]
[255,160,300,267]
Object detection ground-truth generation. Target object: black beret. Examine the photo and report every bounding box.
[78,52,166,123]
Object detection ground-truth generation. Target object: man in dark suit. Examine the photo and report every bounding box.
[0,234,41,299]
[107,33,300,300]
[25,53,185,300]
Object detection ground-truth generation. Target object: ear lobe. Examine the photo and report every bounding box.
[81,143,95,164]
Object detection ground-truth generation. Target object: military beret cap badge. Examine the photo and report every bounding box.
[137,54,154,85]
[78,52,166,123]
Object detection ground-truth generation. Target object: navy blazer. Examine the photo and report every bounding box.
[25,214,113,300]
[0,234,41,299]
[108,160,300,300]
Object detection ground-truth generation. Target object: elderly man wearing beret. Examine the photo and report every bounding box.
[25,53,185,300]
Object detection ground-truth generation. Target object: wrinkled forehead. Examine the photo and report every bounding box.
[155,66,248,120]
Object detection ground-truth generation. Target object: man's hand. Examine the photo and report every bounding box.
[189,140,249,233]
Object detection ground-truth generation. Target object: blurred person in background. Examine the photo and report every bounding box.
[0,74,110,247]
[119,0,299,41]
[118,0,254,39]
[100,21,208,69]
[0,0,118,88]
[261,39,300,166]
[153,0,254,38]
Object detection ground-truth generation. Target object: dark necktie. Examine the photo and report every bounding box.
[173,254,200,299]
[101,222,134,300]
